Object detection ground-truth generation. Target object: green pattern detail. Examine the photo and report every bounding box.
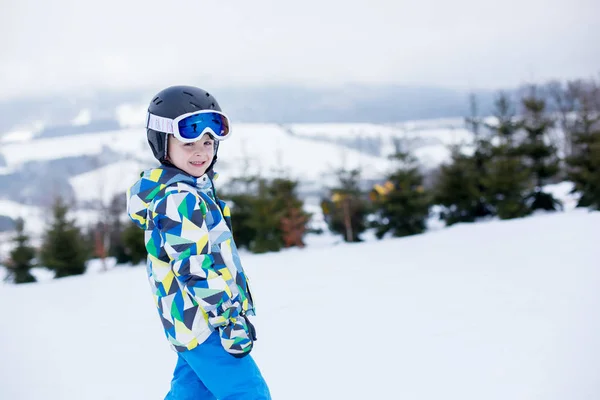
[202,256,213,269]
[178,197,191,218]
[166,233,193,246]
[199,200,207,216]
[146,238,159,257]
[178,247,192,261]
[192,287,224,300]
[147,184,165,201]
[171,299,182,321]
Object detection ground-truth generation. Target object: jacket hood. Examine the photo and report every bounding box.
[127,165,203,229]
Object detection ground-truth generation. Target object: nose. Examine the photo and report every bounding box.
[193,145,210,157]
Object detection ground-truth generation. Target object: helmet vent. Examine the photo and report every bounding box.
[183,91,194,97]
[152,96,163,105]
[189,101,201,108]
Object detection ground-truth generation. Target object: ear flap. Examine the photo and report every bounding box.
[147,129,168,162]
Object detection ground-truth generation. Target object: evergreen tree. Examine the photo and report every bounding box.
[371,151,430,238]
[518,87,562,211]
[435,95,493,225]
[248,179,284,253]
[222,175,261,251]
[483,92,532,219]
[227,193,258,250]
[434,147,486,225]
[465,94,495,219]
[321,168,369,242]
[40,197,88,278]
[5,218,36,284]
[566,81,600,209]
[267,178,310,249]
[121,221,148,265]
[280,207,309,248]
[225,176,309,253]
[107,194,129,265]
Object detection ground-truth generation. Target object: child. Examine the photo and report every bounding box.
[127,85,271,399]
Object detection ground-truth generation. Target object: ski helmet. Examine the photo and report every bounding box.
[146,85,225,170]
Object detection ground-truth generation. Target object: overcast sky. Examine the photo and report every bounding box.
[1,0,599,99]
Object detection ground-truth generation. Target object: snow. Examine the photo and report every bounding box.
[71,109,91,126]
[0,130,35,143]
[115,103,147,128]
[217,124,393,184]
[68,160,150,205]
[1,210,599,399]
[543,181,581,211]
[0,129,146,167]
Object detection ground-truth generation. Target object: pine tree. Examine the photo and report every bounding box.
[568,130,600,209]
[225,176,309,253]
[435,95,493,225]
[248,179,284,253]
[40,197,88,278]
[565,81,600,209]
[5,218,36,284]
[121,222,148,265]
[434,147,486,225]
[321,168,369,242]
[107,194,129,265]
[371,151,430,238]
[483,92,532,219]
[281,207,309,248]
[227,193,258,250]
[518,87,562,211]
[268,178,310,249]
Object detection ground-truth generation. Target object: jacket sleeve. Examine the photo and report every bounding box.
[151,190,241,328]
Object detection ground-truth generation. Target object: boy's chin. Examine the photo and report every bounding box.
[186,165,208,177]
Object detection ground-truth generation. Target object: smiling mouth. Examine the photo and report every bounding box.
[190,161,205,166]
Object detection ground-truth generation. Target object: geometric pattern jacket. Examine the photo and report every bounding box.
[126,165,255,355]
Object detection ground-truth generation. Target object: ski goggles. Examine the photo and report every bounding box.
[146,110,231,143]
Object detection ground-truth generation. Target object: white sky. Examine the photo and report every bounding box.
[1,0,599,99]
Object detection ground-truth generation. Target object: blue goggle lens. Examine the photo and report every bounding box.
[177,112,230,140]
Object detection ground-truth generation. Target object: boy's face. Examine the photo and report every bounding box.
[166,134,215,177]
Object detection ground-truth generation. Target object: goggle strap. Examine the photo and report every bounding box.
[147,113,175,134]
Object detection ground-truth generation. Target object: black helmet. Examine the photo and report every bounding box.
[146,85,224,169]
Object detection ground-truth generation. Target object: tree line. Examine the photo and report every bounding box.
[3,77,599,283]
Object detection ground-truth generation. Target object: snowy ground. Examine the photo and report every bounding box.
[1,209,599,400]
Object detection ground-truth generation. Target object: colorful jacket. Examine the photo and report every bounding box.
[127,165,255,356]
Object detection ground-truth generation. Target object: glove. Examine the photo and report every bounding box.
[218,313,255,358]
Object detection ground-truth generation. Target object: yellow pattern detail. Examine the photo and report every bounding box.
[218,267,233,282]
[182,216,199,232]
[131,213,146,225]
[222,205,231,217]
[162,271,175,294]
[174,319,192,335]
[149,169,163,182]
[196,234,209,252]
[186,337,198,350]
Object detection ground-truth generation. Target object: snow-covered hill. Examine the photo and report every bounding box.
[0,210,598,399]
[0,117,478,238]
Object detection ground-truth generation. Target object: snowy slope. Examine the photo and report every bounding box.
[1,210,599,400]
[0,118,473,208]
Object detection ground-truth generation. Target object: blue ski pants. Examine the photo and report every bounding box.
[164,331,271,400]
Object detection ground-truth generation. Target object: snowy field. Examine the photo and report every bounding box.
[1,209,599,400]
